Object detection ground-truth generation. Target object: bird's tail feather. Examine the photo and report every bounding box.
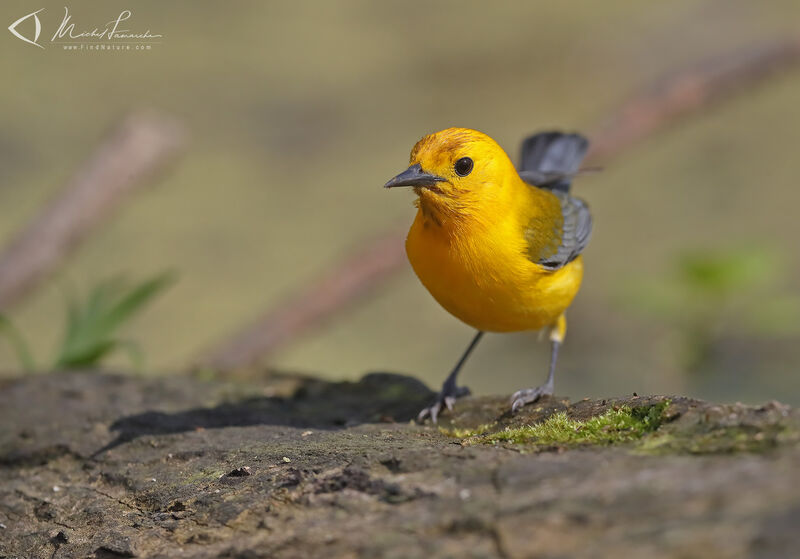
[518,132,589,193]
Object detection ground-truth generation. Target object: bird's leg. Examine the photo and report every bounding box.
[418,331,483,424]
[510,315,566,412]
[509,341,558,412]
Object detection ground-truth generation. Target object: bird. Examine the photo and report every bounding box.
[384,128,592,423]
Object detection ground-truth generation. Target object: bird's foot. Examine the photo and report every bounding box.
[510,383,553,413]
[417,384,471,424]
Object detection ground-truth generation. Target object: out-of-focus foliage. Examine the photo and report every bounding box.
[623,247,800,373]
[1,0,799,404]
[0,273,174,371]
[54,273,176,369]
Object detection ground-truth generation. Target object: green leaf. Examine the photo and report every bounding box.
[57,339,117,369]
[678,248,777,296]
[54,272,176,369]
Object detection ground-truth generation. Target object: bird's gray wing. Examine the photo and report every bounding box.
[525,192,592,270]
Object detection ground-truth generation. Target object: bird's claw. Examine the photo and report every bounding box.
[510,384,553,413]
[417,385,470,424]
[416,401,442,424]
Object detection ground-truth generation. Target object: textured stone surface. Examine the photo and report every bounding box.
[0,372,798,558]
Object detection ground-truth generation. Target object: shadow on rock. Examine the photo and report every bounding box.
[94,372,433,457]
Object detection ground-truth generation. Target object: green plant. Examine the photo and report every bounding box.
[54,272,176,368]
[0,272,175,371]
[622,246,799,373]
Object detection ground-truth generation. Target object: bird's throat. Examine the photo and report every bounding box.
[415,189,454,228]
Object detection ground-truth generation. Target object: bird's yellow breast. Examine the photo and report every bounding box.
[406,206,583,333]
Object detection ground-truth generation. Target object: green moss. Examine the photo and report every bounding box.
[638,424,795,454]
[441,399,798,454]
[183,468,227,484]
[474,401,670,447]
[438,423,497,438]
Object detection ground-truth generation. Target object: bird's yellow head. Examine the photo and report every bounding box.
[385,128,518,224]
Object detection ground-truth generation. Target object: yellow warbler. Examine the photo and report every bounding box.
[385,128,592,422]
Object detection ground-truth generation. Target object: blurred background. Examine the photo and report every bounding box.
[1,0,799,404]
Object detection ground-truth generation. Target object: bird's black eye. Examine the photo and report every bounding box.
[454,157,473,177]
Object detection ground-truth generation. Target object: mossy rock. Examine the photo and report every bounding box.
[437,394,798,455]
[0,372,798,558]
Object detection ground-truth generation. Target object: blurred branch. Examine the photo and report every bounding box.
[588,38,800,161]
[202,37,800,371]
[0,110,186,310]
[202,231,406,370]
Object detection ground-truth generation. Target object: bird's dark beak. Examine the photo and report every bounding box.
[384,163,446,189]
